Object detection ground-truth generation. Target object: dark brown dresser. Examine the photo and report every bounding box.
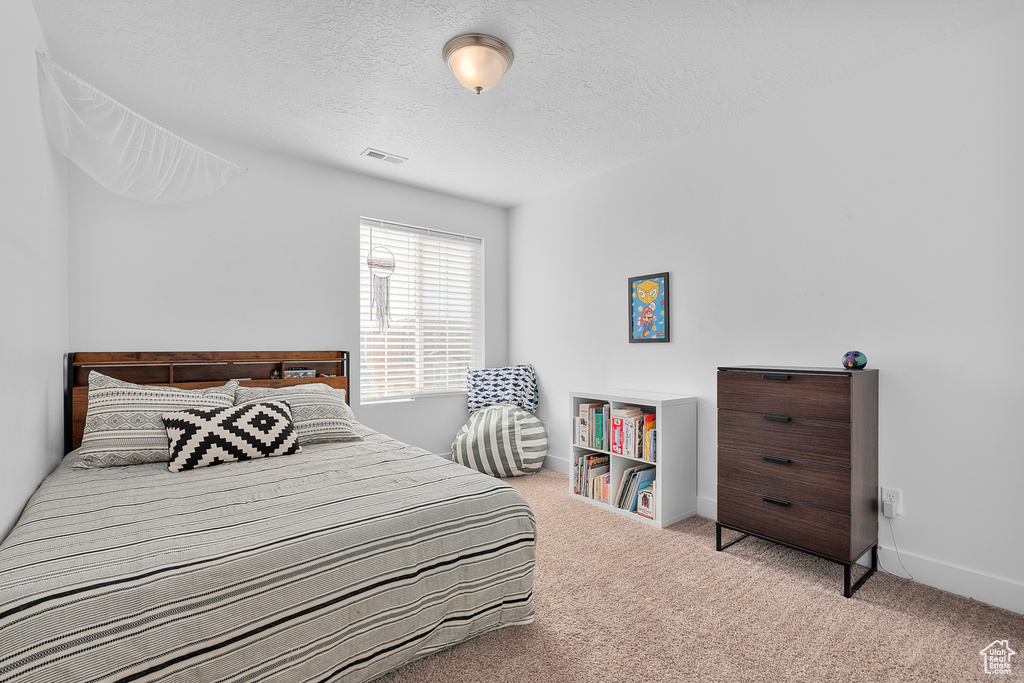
[716,365,879,597]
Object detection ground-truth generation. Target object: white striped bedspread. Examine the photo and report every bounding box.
[0,423,535,683]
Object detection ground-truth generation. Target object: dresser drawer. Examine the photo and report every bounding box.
[718,485,852,561]
[718,409,850,467]
[718,447,850,513]
[718,371,850,421]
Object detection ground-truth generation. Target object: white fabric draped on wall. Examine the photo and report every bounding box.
[36,53,243,203]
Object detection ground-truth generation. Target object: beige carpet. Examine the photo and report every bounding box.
[377,468,1023,682]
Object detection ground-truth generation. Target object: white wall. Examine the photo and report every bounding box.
[509,14,1024,612]
[0,1,69,538]
[68,142,507,456]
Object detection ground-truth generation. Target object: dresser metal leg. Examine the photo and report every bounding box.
[716,523,750,551]
[717,523,878,598]
[844,544,878,598]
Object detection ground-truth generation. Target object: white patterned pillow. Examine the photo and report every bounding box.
[466,365,539,414]
[452,404,547,477]
[233,384,360,444]
[76,372,238,468]
[164,401,301,472]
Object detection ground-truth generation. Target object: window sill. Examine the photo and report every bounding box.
[359,391,467,407]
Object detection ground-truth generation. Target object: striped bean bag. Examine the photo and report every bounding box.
[452,404,547,477]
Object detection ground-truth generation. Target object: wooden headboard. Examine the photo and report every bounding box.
[66,351,349,453]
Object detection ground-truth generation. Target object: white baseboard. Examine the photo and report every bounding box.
[876,545,1024,615]
[700,497,1022,614]
[542,453,570,475]
[697,494,716,519]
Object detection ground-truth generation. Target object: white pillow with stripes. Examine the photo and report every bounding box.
[76,372,239,468]
[452,404,547,477]
[234,384,360,445]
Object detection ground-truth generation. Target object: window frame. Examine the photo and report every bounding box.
[358,217,485,405]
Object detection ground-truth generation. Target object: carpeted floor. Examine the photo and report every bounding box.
[377,468,1023,682]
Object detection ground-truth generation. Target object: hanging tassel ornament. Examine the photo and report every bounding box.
[367,246,395,333]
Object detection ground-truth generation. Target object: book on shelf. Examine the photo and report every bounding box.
[589,459,609,500]
[611,405,645,420]
[587,463,609,496]
[573,452,585,495]
[623,415,645,459]
[610,417,624,455]
[599,404,610,450]
[637,481,655,519]
[590,471,611,503]
[615,465,639,509]
[576,402,607,449]
[574,451,609,499]
[610,405,643,457]
[643,413,656,462]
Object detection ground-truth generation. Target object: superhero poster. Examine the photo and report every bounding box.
[628,272,670,343]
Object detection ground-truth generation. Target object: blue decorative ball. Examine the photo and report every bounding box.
[842,351,867,369]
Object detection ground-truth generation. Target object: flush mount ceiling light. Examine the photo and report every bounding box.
[442,33,514,94]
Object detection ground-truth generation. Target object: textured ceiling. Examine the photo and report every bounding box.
[31,0,1024,207]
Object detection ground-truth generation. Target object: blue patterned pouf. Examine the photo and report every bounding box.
[466,365,539,414]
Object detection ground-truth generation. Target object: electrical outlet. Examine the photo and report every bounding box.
[881,487,902,516]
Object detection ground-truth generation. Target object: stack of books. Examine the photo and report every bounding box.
[609,405,657,462]
[573,452,610,503]
[574,401,609,450]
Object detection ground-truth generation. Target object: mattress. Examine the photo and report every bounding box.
[0,423,536,682]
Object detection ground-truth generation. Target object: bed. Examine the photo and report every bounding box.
[0,351,535,683]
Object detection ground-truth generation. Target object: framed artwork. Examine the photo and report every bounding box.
[628,272,669,343]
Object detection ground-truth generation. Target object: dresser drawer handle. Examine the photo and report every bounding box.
[762,455,791,465]
[763,414,791,423]
[762,373,790,381]
[763,496,791,507]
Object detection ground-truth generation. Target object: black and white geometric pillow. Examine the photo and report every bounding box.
[163,401,302,472]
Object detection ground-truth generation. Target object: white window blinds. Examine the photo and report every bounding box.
[359,218,484,402]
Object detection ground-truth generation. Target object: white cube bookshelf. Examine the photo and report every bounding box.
[569,390,698,529]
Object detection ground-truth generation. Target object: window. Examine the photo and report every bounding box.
[359,218,484,402]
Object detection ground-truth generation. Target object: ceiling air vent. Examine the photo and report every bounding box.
[361,148,407,165]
